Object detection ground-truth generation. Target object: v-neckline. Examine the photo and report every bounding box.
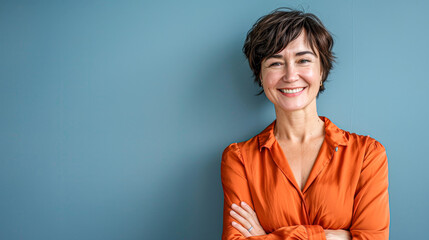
[271,137,335,195]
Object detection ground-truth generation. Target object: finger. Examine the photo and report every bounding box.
[231,221,251,238]
[231,203,252,221]
[240,202,258,220]
[230,210,251,230]
[237,202,259,227]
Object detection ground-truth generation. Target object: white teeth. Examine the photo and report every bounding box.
[280,87,304,94]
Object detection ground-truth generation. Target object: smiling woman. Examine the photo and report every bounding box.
[221,8,389,240]
[260,32,322,113]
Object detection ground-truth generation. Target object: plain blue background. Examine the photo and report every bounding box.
[1,0,428,239]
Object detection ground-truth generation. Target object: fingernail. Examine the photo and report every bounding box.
[241,202,247,206]
[231,203,237,208]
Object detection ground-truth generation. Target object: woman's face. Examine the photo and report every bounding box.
[260,31,322,113]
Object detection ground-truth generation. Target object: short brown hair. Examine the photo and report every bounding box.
[243,8,335,95]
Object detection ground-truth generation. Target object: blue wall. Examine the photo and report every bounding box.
[1,0,428,239]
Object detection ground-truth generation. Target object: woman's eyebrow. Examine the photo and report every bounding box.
[295,51,316,56]
[266,51,316,60]
[266,54,283,60]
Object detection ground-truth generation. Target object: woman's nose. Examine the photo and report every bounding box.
[283,65,299,82]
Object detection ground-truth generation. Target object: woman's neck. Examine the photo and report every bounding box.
[274,103,325,143]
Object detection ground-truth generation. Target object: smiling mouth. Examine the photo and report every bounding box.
[279,87,305,94]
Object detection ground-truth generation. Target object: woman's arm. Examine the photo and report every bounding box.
[221,143,326,240]
[349,140,390,239]
[229,201,351,240]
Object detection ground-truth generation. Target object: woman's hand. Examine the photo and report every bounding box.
[229,201,351,240]
[324,229,351,240]
[229,202,266,237]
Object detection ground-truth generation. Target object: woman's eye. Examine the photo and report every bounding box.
[298,59,310,64]
[269,62,282,67]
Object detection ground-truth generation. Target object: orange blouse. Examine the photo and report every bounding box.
[221,116,389,240]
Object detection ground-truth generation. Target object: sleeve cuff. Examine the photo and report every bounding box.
[304,225,326,240]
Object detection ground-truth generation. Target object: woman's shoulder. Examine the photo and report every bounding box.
[323,116,386,154]
[221,135,260,159]
[224,120,275,151]
[221,122,273,163]
[340,128,387,157]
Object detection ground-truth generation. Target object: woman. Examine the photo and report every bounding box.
[221,9,389,240]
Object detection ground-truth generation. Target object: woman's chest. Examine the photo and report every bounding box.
[247,151,360,231]
[278,140,323,192]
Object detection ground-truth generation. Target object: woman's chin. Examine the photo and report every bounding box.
[275,104,306,113]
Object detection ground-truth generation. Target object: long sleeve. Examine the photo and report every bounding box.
[221,143,326,240]
[350,140,390,239]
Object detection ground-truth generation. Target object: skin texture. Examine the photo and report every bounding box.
[229,31,351,240]
[260,31,322,113]
[230,202,266,238]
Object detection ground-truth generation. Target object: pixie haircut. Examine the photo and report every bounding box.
[243,8,335,95]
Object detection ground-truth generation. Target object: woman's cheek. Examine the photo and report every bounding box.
[262,73,281,87]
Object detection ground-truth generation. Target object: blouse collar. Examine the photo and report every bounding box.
[258,116,349,151]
